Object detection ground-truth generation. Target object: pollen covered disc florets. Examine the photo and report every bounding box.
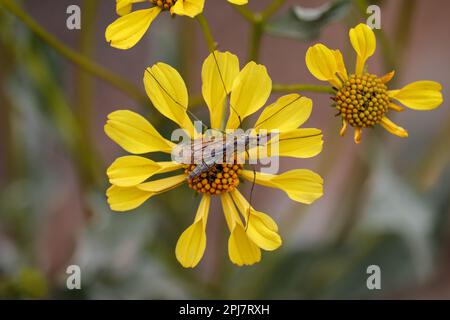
[185,163,243,196]
[335,73,389,128]
[150,0,177,10]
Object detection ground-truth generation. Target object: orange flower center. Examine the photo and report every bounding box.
[185,163,243,196]
[334,73,389,128]
[150,0,177,10]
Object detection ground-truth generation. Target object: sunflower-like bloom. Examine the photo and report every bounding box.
[305,23,443,143]
[104,51,323,267]
[106,0,248,49]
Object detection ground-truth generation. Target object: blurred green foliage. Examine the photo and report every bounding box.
[266,0,352,40]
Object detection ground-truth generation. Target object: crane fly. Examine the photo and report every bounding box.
[172,131,271,180]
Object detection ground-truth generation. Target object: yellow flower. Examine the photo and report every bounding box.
[104,51,324,267]
[106,0,248,50]
[305,23,443,144]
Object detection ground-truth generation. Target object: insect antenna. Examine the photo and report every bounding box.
[210,51,244,129]
[276,132,322,143]
[253,95,302,130]
[145,68,209,132]
[244,167,257,231]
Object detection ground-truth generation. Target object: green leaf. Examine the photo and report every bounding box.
[265,0,352,41]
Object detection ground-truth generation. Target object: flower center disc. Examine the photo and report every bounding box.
[185,163,243,195]
[335,73,389,128]
[150,0,177,10]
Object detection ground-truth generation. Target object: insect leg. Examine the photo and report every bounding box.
[245,163,257,232]
[241,144,257,231]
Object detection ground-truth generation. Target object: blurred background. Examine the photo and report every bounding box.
[0,0,448,299]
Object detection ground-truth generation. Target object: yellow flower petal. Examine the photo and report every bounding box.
[105,7,161,50]
[221,193,261,266]
[380,117,408,138]
[305,44,341,88]
[230,190,281,251]
[388,81,443,110]
[228,223,261,266]
[137,174,186,192]
[104,110,174,154]
[354,127,362,144]
[171,0,205,17]
[107,156,160,187]
[389,102,404,112]
[106,185,154,212]
[157,161,186,174]
[333,49,348,82]
[107,157,182,187]
[349,23,376,75]
[246,211,282,251]
[202,51,240,129]
[116,0,145,16]
[220,193,239,231]
[175,222,205,267]
[380,70,395,84]
[175,195,210,268]
[230,190,278,231]
[269,128,323,158]
[107,174,185,211]
[144,63,195,136]
[228,0,248,4]
[254,94,312,132]
[226,61,272,129]
[242,169,324,204]
[116,0,131,16]
[340,119,348,136]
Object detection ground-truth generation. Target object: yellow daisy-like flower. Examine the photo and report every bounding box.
[104,51,324,267]
[106,0,248,50]
[305,23,443,143]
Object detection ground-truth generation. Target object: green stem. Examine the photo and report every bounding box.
[0,0,147,104]
[75,0,100,187]
[272,83,335,94]
[196,14,217,52]
[180,19,196,88]
[261,0,285,21]
[0,66,16,184]
[232,5,254,23]
[77,0,98,126]
[248,15,263,62]
[234,0,285,62]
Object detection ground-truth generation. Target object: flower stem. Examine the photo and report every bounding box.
[0,0,148,105]
[272,83,334,94]
[75,0,101,187]
[261,0,285,21]
[196,13,217,52]
[248,15,263,62]
[233,0,285,63]
[234,4,254,22]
